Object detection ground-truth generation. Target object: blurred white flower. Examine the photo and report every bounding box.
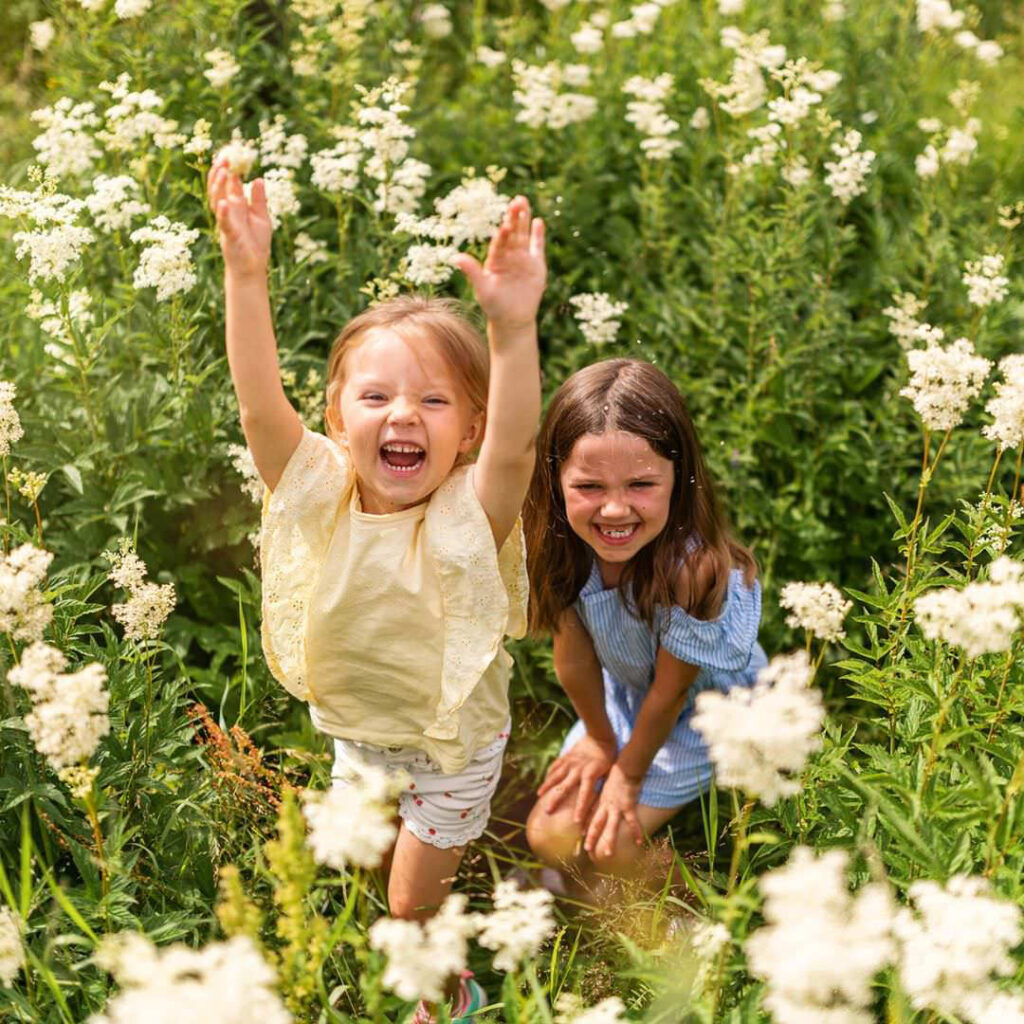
[294,232,329,265]
[916,144,940,178]
[90,933,290,1024]
[227,445,264,503]
[85,174,150,232]
[781,157,812,187]
[303,764,401,870]
[9,642,110,769]
[900,337,990,431]
[894,875,1022,1021]
[780,581,852,641]
[914,557,1024,657]
[623,74,680,161]
[258,115,308,170]
[823,0,846,19]
[569,292,628,346]
[983,355,1024,451]
[203,49,240,89]
[692,650,823,804]
[0,381,24,457]
[718,0,744,14]
[512,60,598,131]
[129,216,200,301]
[883,292,930,349]
[403,243,459,285]
[918,117,944,133]
[554,993,627,1024]
[975,40,1003,65]
[824,128,875,204]
[29,19,55,52]
[369,894,476,1001]
[476,880,556,971]
[916,0,964,33]
[962,253,1009,308]
[214,134,259,178]
[114,0,152,17]
[375,158,431,216]
[476,45,506,67]
[97,75,182,151]
[0,908,24,988]
[0,544,54,642]
[747,847,896,1024]
[941,123,979,166]
[690,106,710,130]
[419,3,452,39]
[247,169,300,230]
[571,24,604,54]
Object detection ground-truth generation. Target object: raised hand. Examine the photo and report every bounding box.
[452,195,546,333]
[207,159,272,279]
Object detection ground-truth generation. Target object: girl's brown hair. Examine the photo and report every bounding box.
[525,359,757,633]
[323,295,489,457]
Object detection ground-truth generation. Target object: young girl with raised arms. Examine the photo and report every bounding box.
[207,160,546,1019]
[524,359,767,885]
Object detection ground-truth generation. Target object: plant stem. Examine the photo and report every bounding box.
[920,655,971,790]
[966,447,1004,580]
[726,798,753,896]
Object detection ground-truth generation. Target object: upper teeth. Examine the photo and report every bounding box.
[601,527,635,536]
[383,443,423,453]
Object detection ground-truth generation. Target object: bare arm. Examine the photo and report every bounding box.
[453,196,545,548]
[208,162,302,491]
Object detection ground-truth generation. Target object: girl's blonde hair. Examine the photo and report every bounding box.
[323,296,490,456]
[525,359,757,632]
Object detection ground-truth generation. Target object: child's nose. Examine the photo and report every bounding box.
[388,397,419,424]
[601,494,630,518]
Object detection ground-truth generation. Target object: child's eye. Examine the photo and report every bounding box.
[424,397,449,406]
[361,392,387,402]
[572,483,600,491]
[631,481,655,488]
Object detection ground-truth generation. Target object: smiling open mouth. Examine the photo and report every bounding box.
[380,442,426,474]
[594,524,639,542]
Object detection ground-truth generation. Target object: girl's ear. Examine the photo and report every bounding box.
[325,402,348,446]
[459,410,485,453]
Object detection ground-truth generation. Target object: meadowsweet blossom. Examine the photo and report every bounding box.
[397,173,510,248]
[623,75,680,160]
[476,880,556,970]
[203,49,240,89]
[129,217,200,301]
[914,557,1024,657]
[114,0,152,17]
[403,243,459,285]
[539,0,572,9]
[511,60,598,131]
[419,3,452,39]
[294,232,328,265]
[85,175,150,232]
[975,40,1003,65]
[0,381,24,457]
[692,651,823,804]
[569,292,628,345]
[311,130,362,194]
[30,98,101,177]
[475,45,506,67]
[611,2,662,38]
[747,847,896,1024]
[97,75,182,151]
[916,0,964,32]
[0,544,54,641]
[227,445,264,503]
[303,763,401,869]
[13,214,94,283]
[824,129,875,204]
[780,581,852,642]
[369,894,476,1001]
[916,143,941,178]
[30,20,55,51]
[571,23,604,54]
[983,355,1024,451]
[215,134,259,178]
[900,337,990,431]
[554,994,627,1024]
[9,641,110,768]
[941,118,980,165]
[962,253,1009,308]
[249,169,300,229]
[89,933,290,1024]
[719,0,744,14]
[59,764,100,799]
[690,106,710,129]
[0,909,24,987]
[258,115,308,170]
[184,119,213,157]
[823,1,846,19]
[105,541,176,642]
[894,875,1022,1021]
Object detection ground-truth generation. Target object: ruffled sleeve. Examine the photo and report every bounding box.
[656,569,761,672]
[260,428,351,702]
[422,465,528,740]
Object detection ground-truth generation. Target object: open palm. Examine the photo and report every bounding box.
[454,195,546,332]
[207,161,272,277]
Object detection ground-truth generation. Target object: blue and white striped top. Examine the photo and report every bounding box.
[560,558,768,808]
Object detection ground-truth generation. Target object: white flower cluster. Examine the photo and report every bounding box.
[953,31,1004,65]
[779,581,852,642]
[302,764,402,870]
[227,444,264,504]
[105,541,176,642]
[215,132,259,178]
[916,0,964,32]
[746,847,896,1024]
[0,380,24,456]
[402,243,460,285]
[419,3,452,39]
[477,880,556,971]
[30,98,101,178]
[97,74,183,152]
[554,993,627,1024]
[571,16,606,55]
[203,48,240,89]
[0,543,53,641]
[85,175,150,233]
[184,119,213,157]
[89,932,290,1024]
[258,115,309,170]
[129,216,200,301]
[0,907,24,987]
[900,337,991,431]
[701,28,787,118]
[823,129,876,204]
[8,183,95,284]
[511,60,598,131]
[611,1,663,40]
[962,253,1009,308]
[294,232,329,266]
[895,875,1024,1022]
[983,355,1024,451]
[246,169,300,230]
[475,45,506,68]
[623,75,681,161]
[114,0,153,19]
[691,651,824,805]
[914,556,1024,657]
[30,19,55,52]
[569,292,629,346]
[9,642,110,769]
[883,291,935,349]
[824,1,847,20]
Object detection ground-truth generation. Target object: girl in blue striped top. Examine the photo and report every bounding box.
[524,359,767,882]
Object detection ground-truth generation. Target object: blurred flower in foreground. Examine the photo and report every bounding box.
[554,993,627,1023]
[0,381,24,455]
[29,20,55,52]
[476,880,556,971]
[369,894,476,1001]
[89,932,290,1023]
[746,846,895,1024]
[203,49,240,89]
[692,651,824,805]
[900,337,990,431]
[779,581,852,642]
[0,908,25,987]
[0,543,53,641]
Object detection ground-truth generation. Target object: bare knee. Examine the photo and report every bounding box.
[526,802,583,867]
[587,834,645,878]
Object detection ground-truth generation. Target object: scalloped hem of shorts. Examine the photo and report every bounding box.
[400,811,485,850]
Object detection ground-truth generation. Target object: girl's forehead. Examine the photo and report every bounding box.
[345,327,457,387]
[563,431,671,475]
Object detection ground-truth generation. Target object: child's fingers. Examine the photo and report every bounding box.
[529,217,546,259]
[573,772,600,824]
[537,758,568,796]
[451,252,484,291]
[624,808,644,847]
[250,178,269,220]
[512,196,531,243]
